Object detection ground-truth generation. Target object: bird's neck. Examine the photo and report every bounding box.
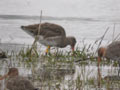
[103,48,106,57]
[63,37,71,47]
[8,72,19,78]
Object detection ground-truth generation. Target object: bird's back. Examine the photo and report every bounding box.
[106,41,120,60]
[21,22,66,38]
[41,22,66,37]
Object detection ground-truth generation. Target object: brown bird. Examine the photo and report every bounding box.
[21,22,76,54]
[98,41,120,76]
[0,68,38,90]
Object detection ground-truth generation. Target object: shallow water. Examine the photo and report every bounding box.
[1,0,120,89]
[0,17,120,46]
[0,43,120,90]
[1,0,120,18]
[0,16,120,90]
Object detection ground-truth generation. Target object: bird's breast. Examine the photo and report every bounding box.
[38,35,63,47]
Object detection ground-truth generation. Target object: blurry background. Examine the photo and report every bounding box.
[0,0,120,18]
[0,0,120,48]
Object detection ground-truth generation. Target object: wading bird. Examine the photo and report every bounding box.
[0,68,38,90]
[21,22,76,54]
[98,41,120,76]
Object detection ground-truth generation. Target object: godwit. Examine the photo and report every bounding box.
[0,68,38,90]
[98,41,120,76]
[21,22,76,54]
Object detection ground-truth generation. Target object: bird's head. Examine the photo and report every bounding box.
[8,68,19,78]
[66,36,76,52]
[97,47,106,64]
[0,68,19,80]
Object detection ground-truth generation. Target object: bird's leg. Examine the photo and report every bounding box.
[55,47,59,56]
[118,60,120,76]
[45,46,50,55]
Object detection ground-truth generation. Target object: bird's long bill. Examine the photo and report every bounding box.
[0,74,8,80]
[97,56,102,87]
[97,56,101,66]
[71,46,75,52]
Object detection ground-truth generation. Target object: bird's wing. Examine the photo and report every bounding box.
[22,22,66,38]
[40,22,66,38]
